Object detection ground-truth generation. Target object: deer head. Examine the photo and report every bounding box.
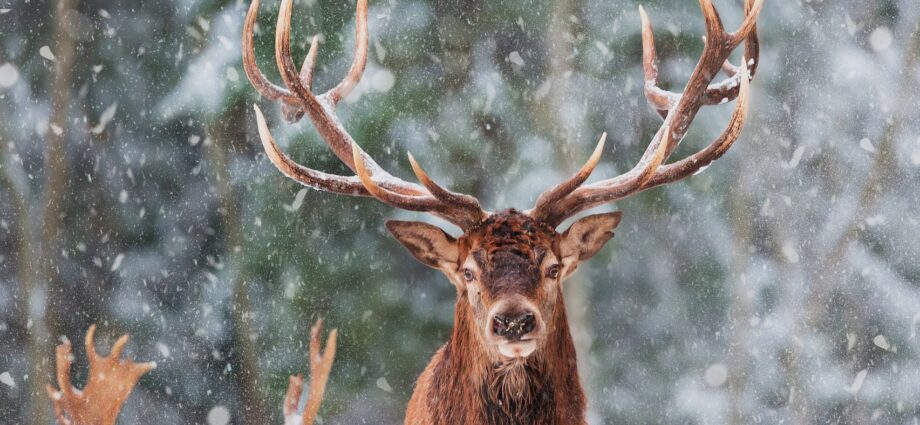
[387,209,621,360]
[244,0,761,422]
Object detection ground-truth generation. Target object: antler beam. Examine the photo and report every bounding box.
[531,0,763,226]
[244,0,487,230]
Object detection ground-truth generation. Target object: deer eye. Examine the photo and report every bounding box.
[547,264,561,279]
[463,268,475,281]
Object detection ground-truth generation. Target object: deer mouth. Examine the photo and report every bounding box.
[497,338,538,358]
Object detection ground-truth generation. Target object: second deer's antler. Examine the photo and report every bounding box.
[46,325,156,425]
[283,320,338,425]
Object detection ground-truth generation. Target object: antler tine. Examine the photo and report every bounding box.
[275,0,319,105]
[300,36,320,89]
[530,133,606,221]
[84,323,99,363]
[731,0,765,47]
[242,0,299,106]
[408,152,487,221]
[302,320,337,425]
[283,375,305,420]
[51,337,74,399]
[254,104,370,195]
[325,0,369,104]
[353,144,484,229]
[699,0,725,40]
[639,6,675,118]
[539,127,670,226]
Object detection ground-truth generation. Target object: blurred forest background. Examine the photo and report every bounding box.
[2,0,919,424]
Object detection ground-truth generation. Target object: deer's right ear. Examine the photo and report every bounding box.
[386,221,459,270]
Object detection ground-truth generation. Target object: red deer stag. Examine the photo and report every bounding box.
[46,322,336,425]
[243,0,762,423]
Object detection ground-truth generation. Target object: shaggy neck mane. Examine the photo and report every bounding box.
[427,290,585,425]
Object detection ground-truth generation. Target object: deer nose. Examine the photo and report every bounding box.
[492,312,536,341]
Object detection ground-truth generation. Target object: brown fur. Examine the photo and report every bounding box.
[404,210,587,425]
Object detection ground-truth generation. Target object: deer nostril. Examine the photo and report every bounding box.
[492,312,537,341]
[492,315,510,336]
[519,313,535,335]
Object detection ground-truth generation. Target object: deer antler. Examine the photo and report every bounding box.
[283,320,338,425]
[530,0,763,227]
[244,0,487,230]
[46,325,156,425]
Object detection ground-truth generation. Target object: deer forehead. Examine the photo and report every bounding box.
[459,210,560,296]
[463,210,559,262]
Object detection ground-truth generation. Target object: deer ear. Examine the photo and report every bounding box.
[386,220,459,270]
[560,212,623,262]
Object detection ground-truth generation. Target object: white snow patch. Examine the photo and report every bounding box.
[110,253,125,271]
[91,102,119,135]
[865,215,885,227]
[872,335,890,351]
[847,369,868,395]
[371,69,395,93]
[692,164,710,176]
[781,241,800,264]
[846,333,856,351]
[912,313,920,339]
[869,27,893,52]
[0,9,10,14]
[40,46,56,61]
[284,189,308,212]
[594,41,610,56]
[783,146,805,169]
[157,342,171,358]
[0,371,15,387]
[225,66,238,82]
[376,377,393,393]
[845,14,864,36]
[0,63,19,88]
[507,51,525,67]
[704,364,727,387]
[207,406,230,425]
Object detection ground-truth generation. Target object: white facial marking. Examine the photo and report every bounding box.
[498,340,537,358]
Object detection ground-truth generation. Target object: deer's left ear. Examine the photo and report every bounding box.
[560,212,623,262]
[385,220,459,270]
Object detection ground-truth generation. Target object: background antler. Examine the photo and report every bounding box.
[46,325,156,425]
[531,0,763,227]
[283,320,338,425]
[244,0,487,230]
